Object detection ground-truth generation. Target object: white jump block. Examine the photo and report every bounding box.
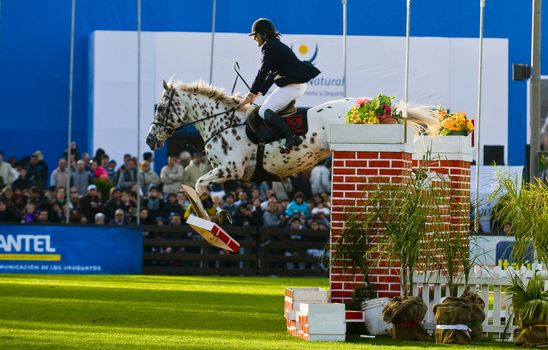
[285,287,328,302]
[297,303,346,342]
[186,214,240,252]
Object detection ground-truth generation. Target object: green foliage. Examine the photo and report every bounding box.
[489,173,548,267]
[331,210,373,278]
[507,274,548,325]
[367,164,441,298]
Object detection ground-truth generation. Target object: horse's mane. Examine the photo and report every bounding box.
[175,80,246,108]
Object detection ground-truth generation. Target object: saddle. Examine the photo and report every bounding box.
[245,100,309,145]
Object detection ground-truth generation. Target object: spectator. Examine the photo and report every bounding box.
[182,151,208,187]
[110,208,126,225]
[164,192,184,219]
[309,159,331,196]
[232,204,260,226]
[63,141,80,161]
[94,212,106,225]
[179,151,192,168]
[50,158,69,189]
[106,160,117,181]
[26,151,48,188]
[21,202,37,223]
[79,184,104,223]
[143,186,165,220]
[143,151,154,164]
[104,187,123,222]
[72,160,89,196]
[160,155,184,197]
[81,152,92,170]
[89,160,109,182]
[176,190,190,211]
[36,209,49,223]
[67,186,83,223]
[118,157,137,191]
[222,192,238,218]
[0,199,18,222]
[290,172,312,199]
[139,160,160,196]
[93,148,106,163]
[154,216,166,226]
[234,190,248,208]
[169,212,183,226]
[0,151,16,190]
[310,203,330,228]
[271,177,292,201]
[120,191,136,223]
[263,200,286,227]
[285,191,311,219]
[139,208,155,225]
[12,168,33,191]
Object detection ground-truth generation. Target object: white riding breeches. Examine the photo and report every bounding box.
[258,83,307,118]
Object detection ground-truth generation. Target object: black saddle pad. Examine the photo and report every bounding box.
[245,107,309,145]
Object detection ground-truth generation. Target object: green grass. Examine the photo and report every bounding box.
[0,274,520,349]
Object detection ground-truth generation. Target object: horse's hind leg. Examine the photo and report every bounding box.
[193,166,243,223]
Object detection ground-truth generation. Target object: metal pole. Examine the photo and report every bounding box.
[530,0,542,182]
[342,0,347,97]
[65,0,76,224]
[403,0,411,141]
[136,0,141,225]
[208,0,216,85]
[474,0,486,232]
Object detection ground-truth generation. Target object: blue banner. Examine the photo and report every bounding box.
[0,225,143,274]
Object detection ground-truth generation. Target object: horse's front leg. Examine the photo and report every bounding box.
[193,165,244,224]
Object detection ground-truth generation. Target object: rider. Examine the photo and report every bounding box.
[239,18,321,152]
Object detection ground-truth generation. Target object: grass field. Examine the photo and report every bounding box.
[0,274,521,349]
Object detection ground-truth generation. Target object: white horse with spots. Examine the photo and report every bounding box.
[146,81,438,219]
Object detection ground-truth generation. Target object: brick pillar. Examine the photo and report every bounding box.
[413,135,472,239]
[329,124,413,303]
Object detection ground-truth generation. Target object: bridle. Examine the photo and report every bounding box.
[152,87,243,144]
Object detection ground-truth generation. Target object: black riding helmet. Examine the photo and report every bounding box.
[249,18,276,36]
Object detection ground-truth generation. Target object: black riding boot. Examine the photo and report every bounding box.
[264,109,302,152]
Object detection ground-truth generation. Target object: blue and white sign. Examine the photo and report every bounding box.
[0,225,143,274]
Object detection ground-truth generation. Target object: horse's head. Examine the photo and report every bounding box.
[146,80,186,150]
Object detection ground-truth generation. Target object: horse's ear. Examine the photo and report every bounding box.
[163,80,170,91]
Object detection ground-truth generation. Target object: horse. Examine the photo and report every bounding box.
[146,80,439,221]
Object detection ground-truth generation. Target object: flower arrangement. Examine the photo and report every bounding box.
[436,107,474,136]
[345,94,398,125]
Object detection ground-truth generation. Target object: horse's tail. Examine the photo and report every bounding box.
[395,101,440,135]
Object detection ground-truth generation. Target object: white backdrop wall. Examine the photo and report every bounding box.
[91,31,508,165]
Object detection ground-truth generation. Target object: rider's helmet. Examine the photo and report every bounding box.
[249,18,277,37]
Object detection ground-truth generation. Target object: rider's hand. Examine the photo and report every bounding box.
[238,92,257,108]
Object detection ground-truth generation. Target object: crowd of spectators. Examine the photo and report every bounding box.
[0,144,332,230]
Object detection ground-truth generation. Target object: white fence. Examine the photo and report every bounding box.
[412,265,547,338]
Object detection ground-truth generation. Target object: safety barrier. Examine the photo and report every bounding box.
[412,266,547,337]
[142,225,329,276]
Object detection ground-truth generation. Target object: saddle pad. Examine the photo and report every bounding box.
[284,110,308,136]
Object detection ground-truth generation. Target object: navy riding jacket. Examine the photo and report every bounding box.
[250,37,321,95]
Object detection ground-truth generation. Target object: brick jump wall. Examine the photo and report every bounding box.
[330,150,412,302]
[328,129,472,304]
[329,125,414,303]
[413,136,473,243]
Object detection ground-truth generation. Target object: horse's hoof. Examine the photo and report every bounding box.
[219,209,233,224]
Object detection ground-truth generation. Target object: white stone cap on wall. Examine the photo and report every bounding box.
[329,124,414,153]
[413,135,473,162]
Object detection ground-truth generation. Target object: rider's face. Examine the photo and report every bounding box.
[253,33,264,47]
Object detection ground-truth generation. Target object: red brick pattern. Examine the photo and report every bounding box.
[330,151,413,302]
